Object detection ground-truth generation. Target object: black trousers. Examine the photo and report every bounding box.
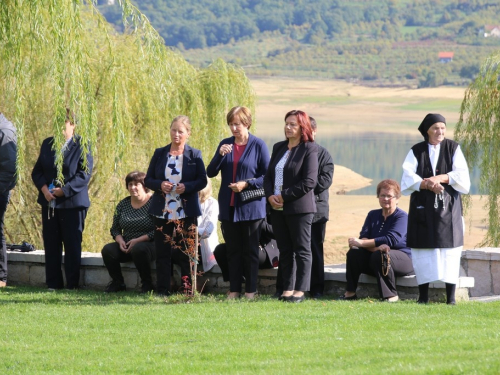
[345,247,414,299]
[0,190,10,282]
[271,210,313,292]
[221,216,263,293]
[101,241,156,286]
[42,206,88,289]
[154,217,195,293]
[213,243,269,282]
[310,220,326,295]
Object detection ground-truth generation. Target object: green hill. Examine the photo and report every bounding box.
[99,0,500,86]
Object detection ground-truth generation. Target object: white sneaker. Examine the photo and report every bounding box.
[387,295,399,303]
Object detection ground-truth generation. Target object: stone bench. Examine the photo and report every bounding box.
[7,250,474,301]
[323,264,474,302]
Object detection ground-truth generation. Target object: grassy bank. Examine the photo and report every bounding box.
[1,287,499,374]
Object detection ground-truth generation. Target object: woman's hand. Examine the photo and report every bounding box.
[268,195,283,209]
[348,237,363,248]
[174,183,185,194]
[378,244,390,253]
[126,238,142,252]
[41,185,56,202]
[115,235,128,253]
[219,144,233,156]
[161,181,174,194]
[52,187,65,197]
[228,181,248,193]
[424,177,445,194]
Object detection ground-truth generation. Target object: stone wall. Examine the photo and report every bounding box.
[461,248,500,297]
[7,250,476,301]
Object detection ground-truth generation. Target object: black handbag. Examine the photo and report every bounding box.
[239,188,265,202]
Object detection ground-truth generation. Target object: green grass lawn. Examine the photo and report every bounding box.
[1,287,499,374]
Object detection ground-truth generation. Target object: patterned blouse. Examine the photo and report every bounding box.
[110,196,154,243]
[274,150,290,195]
[156,153,185,220]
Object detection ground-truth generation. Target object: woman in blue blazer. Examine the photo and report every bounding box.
[264,110,318,303]
[207,106,269,299]
[31,110,93,290]
[145,115,207,296]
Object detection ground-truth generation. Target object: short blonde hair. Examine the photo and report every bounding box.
[227,106,252,129]
[199,178,213,204]
[171,115,191,133]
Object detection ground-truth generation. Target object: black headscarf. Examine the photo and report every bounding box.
[418,113,446,140]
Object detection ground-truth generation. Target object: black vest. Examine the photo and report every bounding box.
[407,139,464,248]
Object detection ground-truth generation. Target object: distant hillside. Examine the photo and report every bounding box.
[99,0,500,86]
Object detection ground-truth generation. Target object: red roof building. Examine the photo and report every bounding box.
[438,52,454,63]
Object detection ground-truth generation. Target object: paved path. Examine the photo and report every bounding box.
[470,295,500,302]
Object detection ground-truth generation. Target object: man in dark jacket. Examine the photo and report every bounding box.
[0,111,17,287]
[309,117,334,298]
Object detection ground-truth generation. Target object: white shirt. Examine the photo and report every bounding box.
[401,143,470,196]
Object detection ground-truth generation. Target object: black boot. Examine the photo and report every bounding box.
[417,283,429,304]
[445,283,456,305]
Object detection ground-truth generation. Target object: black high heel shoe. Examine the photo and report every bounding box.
[290,295,305,303]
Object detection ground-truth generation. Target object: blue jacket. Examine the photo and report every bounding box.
[207,133,269,222]
[359,207,411,257]
[145,144,207,218]
[31,136,93,209]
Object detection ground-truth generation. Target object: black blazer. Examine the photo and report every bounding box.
[145,144,207,218]
[264,140,318,215]
[313,144,334,223]
[31,136,93,209]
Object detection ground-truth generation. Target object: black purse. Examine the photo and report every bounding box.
[239,188,265,202]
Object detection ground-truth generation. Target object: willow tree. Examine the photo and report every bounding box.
[0,0,255,252]
[455,51,500,246]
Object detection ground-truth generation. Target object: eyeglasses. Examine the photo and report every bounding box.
[379,195,396,200]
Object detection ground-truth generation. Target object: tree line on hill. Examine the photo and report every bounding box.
[100,0,500,49]
[98,0,500,86]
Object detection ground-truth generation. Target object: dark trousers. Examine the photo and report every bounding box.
[0,191,10,282]
[213,242,269,282]
[101,241,156,286]
[310,220,326,295]
[42,206,88,289]
[346,247,414,299]
[271,210,313,292]
[154,217,195,293]
[221,216,262,293]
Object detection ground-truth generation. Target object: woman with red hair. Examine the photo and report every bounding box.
[264,110,318,303]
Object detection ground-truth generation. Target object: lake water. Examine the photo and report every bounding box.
[261,133,480,195]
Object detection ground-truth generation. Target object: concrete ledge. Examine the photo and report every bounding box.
[7,250,475,301]
[462,248,500,297]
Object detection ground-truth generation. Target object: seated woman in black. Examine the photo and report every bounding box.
[214,217,279,283]
[341,179,413,302]
[101,171,155,293]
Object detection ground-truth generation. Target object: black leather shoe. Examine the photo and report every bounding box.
[105,280,126,293]
[140,283,155,294]
[310,292,323,299]
[279,295,293,301]
[338,294,358,301]
[290,295,305,303]
[417,299,429,304]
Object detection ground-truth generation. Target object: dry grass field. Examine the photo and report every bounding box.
[251,78,488,264]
